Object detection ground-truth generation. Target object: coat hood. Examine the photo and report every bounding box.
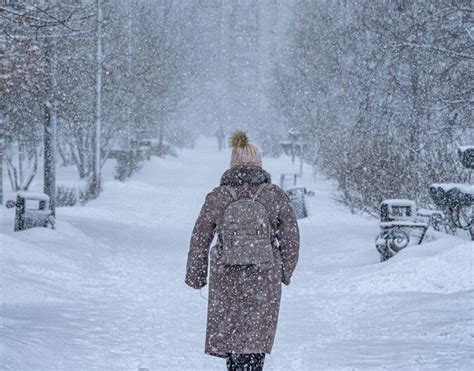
[220,166,271,187]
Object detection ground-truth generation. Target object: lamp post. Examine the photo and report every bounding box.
[288,129,298,164]
[288,129,304,176]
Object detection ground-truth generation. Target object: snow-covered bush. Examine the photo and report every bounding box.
[114,151,142,182]
[56,185,89,207]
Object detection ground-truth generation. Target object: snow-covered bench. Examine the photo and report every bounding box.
[286,187,310,219]
[427,146,474,240]
[376,200,429,262]
[429,183,474,238]
[416,208,447,233]
[13,192,55,231]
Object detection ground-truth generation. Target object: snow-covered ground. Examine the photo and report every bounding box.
[1,137,473,370]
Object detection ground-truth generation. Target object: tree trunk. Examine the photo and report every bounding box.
[127,0,134,150]
[43,31,59,216]
[44,101,56,216]
[90,0,103,198]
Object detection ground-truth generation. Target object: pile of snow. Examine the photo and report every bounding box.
[318,236,472,295]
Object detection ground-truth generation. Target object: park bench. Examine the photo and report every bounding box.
[286,187,314,219]
[376,199,428,261]
[8,192,55,231]
[428,146,474,240]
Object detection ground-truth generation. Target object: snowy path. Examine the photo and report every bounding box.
[1,138,473,370]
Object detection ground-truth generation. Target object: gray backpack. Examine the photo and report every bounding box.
[218,184,275,267]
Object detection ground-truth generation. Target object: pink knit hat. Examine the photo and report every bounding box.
[230,131,262,168]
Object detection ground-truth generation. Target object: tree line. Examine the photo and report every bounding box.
[1,0,199,210]
[274,0,473,213]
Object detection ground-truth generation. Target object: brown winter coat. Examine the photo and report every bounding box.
[185,166,300,358]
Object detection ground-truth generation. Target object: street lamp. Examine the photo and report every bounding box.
[287,128,305,176]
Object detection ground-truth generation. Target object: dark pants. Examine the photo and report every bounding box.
[226,353,265,371]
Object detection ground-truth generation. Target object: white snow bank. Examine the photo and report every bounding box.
[313,235,472,295]
[0,222,108,305]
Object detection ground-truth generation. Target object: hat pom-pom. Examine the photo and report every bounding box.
[230,131,249,149]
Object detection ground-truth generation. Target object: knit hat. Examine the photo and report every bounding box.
[230,131,262,168]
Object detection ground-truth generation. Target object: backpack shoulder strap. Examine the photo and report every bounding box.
[253,183,269,201]
[223,186,238,201]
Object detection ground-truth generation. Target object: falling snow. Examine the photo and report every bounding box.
[1,1,473,370]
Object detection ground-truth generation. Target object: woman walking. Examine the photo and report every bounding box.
[186,131,300,370]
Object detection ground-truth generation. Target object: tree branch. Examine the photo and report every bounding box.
[395,42,474,60]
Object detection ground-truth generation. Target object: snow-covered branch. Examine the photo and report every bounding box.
[0,5,73,29]
[395,42,474,61]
